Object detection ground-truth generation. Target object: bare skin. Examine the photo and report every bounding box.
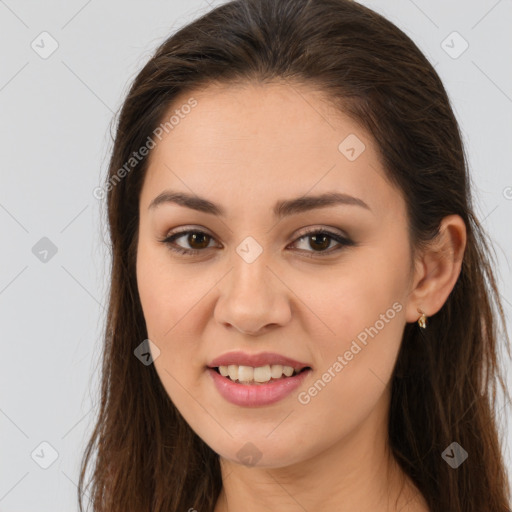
[136,81,466,511]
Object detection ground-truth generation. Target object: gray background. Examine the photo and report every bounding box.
[1,0,511,510]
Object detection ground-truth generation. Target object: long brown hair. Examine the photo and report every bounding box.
[78,0,511,510]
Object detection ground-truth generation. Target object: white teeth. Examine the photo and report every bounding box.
[217,364,301,383]
[227,364,239,381]
[253,365,271,382]
[238,365,253,382]
[270,364,283,378]
[282,366,294,377]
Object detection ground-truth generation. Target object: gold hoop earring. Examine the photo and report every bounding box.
[417,308,427,329]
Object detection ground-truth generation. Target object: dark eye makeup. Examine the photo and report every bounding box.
[157,226,356,259]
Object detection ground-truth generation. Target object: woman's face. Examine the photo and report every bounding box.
[136,82,418,468]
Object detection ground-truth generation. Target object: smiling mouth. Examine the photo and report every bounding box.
[211,365,311,385]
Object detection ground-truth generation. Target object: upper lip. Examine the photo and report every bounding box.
[207,351,312,372]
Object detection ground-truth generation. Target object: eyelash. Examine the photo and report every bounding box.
[158,227,355,259]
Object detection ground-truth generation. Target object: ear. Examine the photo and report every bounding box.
[405,214,467,324]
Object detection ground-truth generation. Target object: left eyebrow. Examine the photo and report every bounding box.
[273,191,371,218]
[148,190,371,217]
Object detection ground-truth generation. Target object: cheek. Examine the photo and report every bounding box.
[136,243,203,340]
[136,242,214,394]
[298,245,408,408]
[303,247,407,346]
[136,248,167,339]
[295,298,405,452]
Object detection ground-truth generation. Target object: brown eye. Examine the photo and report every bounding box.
[159,227,354,258]
[186,232,211,249]
[160,229,218,255]
[290,229,355,258]
[308,233,331,251]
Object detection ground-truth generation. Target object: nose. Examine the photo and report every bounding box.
[214,250,292,336]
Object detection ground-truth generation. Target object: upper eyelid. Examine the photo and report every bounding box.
[166,223,348,235]
[294,225,348,239]
[164,226,350,249]
[164,225,348,239]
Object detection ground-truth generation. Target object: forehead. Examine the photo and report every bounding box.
[140,81,403,219]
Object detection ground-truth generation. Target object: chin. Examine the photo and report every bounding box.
[212,436,308,469]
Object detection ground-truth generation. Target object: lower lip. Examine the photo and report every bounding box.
[207,367,312,407]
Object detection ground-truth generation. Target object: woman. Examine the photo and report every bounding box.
[79,0,511,510]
